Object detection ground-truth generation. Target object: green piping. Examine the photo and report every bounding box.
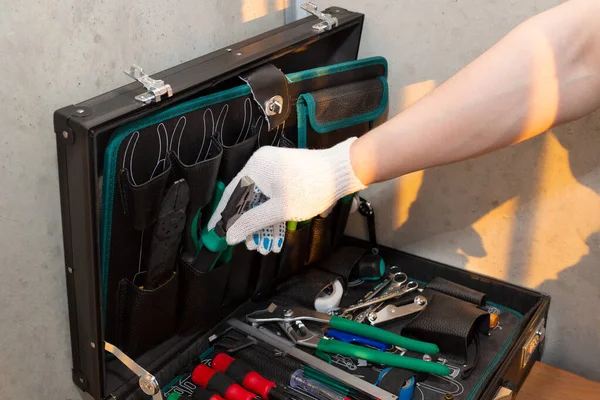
[467,302,523,400]
[287,56,388,82]
[297,101,308,149]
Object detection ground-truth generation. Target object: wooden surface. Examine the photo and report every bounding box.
[517,362,600,399]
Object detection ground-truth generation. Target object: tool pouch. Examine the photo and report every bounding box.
[402,287,491,365]
[116,272,179,358]
[177,259,232,334]
[296,77,388,149]
[119,160,172,231]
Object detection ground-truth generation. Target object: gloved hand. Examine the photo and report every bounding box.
[207,137,367,254]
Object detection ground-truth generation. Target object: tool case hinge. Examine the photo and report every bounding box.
[301,2,339,32]
[104,341,164,399]
[124,64,173,104]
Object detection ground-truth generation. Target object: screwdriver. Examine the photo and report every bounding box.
[192,364,257,400]
[212,353,291,400]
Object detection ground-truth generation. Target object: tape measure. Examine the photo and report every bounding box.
[314,279,344,313]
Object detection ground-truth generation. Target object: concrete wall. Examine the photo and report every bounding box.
[338,0,600,381]
[0,1,285,398]
[1,0,598,398]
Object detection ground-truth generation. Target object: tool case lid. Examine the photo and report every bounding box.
[53,7,365,399]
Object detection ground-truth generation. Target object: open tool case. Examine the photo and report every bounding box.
[54,6,550,400]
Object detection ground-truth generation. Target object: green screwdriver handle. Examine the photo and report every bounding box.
[330,315,440,355]
[317,339,450,376]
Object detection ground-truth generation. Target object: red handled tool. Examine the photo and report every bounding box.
[212,353,291,400]
[192,364,256,400]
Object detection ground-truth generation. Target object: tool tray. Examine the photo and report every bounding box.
[54,6,550,400]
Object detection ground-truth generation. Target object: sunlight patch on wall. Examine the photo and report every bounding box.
[392,80,436,228]
[461,197,519,281]
[241,0,268,22]
[393,171,425,229]
[463,132,600,287]
[521,132,600,287]
[400,80,436,110]
[241,0,288,22]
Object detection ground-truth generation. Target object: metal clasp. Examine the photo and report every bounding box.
[124,64,173,104]
[105,341,163,399]
[301,2,338,32]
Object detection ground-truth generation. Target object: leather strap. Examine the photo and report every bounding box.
[240,64,290,130]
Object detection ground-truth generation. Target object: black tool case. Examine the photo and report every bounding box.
[54,6,549,400]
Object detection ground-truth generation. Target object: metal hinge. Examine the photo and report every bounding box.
[104,341,163,399]
[301,2,338,32]
[124,65,173,104]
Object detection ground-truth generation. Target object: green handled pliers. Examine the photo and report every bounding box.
[246,303,450,376]
[192,176,256,272]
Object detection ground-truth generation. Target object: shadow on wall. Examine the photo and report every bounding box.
[382,115,600,380]
[346,50,600,381]
[358,111,600,381]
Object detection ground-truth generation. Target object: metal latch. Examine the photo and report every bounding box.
[124,65,173,104]
[301,2,338,32]
[521,318,545,368]
[104,341,163,399]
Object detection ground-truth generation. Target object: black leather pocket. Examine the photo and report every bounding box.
[331,196,353,248]
[251,252,280,301]
[171,142,223,263]
[177,260,232,334]
[277,223,311,282]
[119,159,172,231]
[116,272,179,358]
[221,245,257,307]
[218,134,259,185]
[171,139,222,214]
[306,212,335,265]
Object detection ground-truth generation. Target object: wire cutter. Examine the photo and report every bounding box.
[246,303,451,376]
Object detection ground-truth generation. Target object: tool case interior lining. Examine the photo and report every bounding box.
[104,241,539,400]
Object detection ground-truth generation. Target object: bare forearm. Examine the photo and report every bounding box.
[351,0,600,185]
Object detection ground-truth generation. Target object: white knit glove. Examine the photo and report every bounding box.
[207,137,367,254]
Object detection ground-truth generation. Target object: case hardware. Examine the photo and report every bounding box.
[301,2,338,32]
[265,95,284,116]
[124,65,173,104]
[104,341,163,399]
[492,386,514,400]
[521,317,545,369]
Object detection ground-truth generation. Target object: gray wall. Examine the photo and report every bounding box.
[0,2,285,398]
[1,0,598,398]
[339,0,600,381]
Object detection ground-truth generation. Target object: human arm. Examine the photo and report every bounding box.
[209,0,600,252]
[351,0,600,184]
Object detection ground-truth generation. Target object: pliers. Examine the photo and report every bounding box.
[246,303,451,376]
[192,176,257,272]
